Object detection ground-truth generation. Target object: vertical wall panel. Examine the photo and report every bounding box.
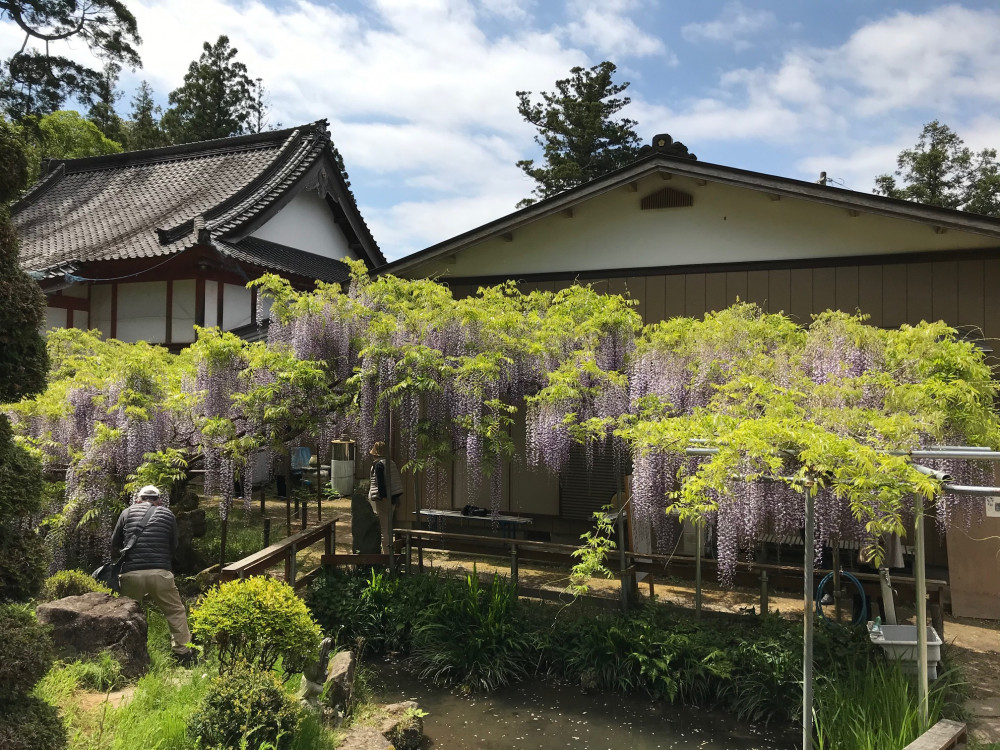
[726,271,748,306]
[626,276,646,321]
[813,267,836,313]
[644,275,666,324]
[957,259,985,334]
[705,272,727,313]
[906,263,934,324]
[204,280,218,328]
[768,269,791,314]
[835,266,859,313]
[746,270,769,308]
[664,275,685,318]
[789,268,812,323]
[858,265,883,327]
[684,273,706,318]
[931,261,958,325]
[608,277,628,298]
[882,265,907,328]
[983,260,1000,341]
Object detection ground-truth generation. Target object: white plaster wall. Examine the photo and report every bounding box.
[62,284,88,299]
[222,283,252,330]
[74,310,89,330]
[251,190,357,260]
[171,279,196,344]
[406,176,999,278]
[204,281,218,328]
[91,285,112,338]
[116,281,167,343]
[43,307,66,331]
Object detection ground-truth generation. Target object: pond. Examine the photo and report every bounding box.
[371,662,795,750]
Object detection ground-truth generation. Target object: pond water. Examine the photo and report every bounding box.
[371,662,796,750]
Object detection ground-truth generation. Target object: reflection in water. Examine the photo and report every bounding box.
[371,661,795,750]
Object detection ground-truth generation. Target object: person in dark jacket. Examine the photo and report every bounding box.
[111,485,193,663]
[368,442,402,555]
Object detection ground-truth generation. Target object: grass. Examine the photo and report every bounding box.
[195,503,272,567]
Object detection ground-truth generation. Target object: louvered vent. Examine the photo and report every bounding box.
[641,187,693,210]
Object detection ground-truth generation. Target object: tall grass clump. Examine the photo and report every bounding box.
[409,570,532,692]
[813,660,952,750]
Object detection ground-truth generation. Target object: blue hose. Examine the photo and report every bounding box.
[816,570,867,625]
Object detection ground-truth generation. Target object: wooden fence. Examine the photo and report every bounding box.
[220,517,339,590]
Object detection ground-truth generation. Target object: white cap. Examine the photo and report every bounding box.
[138,485,161,498]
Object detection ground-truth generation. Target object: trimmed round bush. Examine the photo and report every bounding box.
[0,604,55,703]
[191,576,322,675]
[41,569,112,601]
[0,695,68,750]
[188,663,300,750]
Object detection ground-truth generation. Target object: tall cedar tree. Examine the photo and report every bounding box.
[0,117,49,601]
[126,80,166,150]
[163,36,263,144]
[86,62,127,145]
[0,0,141,119]
[516,61,642,207]
[875,120,1000,217]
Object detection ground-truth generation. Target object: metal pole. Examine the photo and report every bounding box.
[802,489,815,750]
[915,492,930,727]
[695,521,703,618]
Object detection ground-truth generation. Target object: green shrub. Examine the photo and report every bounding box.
[41,569,112,601]
[191,576,322,675]
[0,603,55,703]
[409,571,533,692]
[188,663,301,750]
[0,695,68,750]
[0,523,48,603]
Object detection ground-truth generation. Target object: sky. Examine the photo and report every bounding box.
[4,0,1000,261]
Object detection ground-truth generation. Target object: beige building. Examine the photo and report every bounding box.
[384,134,1000,619]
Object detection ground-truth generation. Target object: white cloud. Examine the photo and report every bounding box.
[681,1,775,51]
[563,0,671,61]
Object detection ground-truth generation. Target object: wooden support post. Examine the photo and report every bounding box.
[405,531,412,575]
[803,490,816,750]
[260,483,266,515]
[318,494,322,522]
[617,511,628,612]
[287,543,297,587]
[760,570,769,614]
[325,523,334,556]
[915,493,930,727]
[285,495,292,537]
[263,517,271,548]
[301,502,308,531]
[695,521,703,618]
[220,513,229,572]
[648,573,654,599]
[294,494,300,519]
[510,542,519,589]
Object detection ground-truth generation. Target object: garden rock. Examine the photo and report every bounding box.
[337,727,392,750]
[380,701,425,750]
[323,650,356,710]
[35,592,149,678]
[172,489,201,512]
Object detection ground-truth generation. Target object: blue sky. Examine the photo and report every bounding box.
[4,1,999,260]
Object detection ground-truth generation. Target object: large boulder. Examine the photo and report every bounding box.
[323,650,357,710]
[35,592,148,678]
[380,701,425,750]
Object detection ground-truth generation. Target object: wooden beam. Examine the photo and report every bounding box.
[195,278,205,327]
[217,281,225,329]
[44,293,89,311]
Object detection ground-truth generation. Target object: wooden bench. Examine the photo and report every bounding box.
[220,517,338,590]
[902,719,967,750]
[419,509,532,538]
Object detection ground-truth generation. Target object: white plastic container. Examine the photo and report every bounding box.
[869,624,943,680]
[330,440,356,496]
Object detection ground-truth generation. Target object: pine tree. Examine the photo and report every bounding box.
[515,61,642,207]
[875,120,1000,217]
[86,63,128,145]
[125,80,166,150]
[162,36,259,144]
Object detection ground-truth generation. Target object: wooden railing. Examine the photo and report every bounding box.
[902,719,967,750]
[220,517,339,590]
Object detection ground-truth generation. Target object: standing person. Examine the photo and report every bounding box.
[111,485,194,665]
[368,442,403,555]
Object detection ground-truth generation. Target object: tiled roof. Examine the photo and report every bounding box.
[218,237,351,284]
[13,121,383,276]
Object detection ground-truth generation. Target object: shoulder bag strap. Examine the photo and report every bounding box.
[118,503,159,560]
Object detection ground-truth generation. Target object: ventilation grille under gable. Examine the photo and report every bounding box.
[641,187,693,210]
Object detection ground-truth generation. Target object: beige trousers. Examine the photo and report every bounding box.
[368,499,394,555]
[119,569,192,655]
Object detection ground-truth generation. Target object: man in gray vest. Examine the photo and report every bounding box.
[368,442,403,555]
[111,485,194,664]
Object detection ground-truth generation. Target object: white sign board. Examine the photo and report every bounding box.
[986,497,1000,518]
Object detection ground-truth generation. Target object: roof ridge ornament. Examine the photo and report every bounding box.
[640,133,697,161]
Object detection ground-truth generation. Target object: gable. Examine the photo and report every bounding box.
[403,172,999,279]
[251,189,357,262]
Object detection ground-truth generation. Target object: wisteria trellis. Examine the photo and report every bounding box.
[7,262,998,579]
